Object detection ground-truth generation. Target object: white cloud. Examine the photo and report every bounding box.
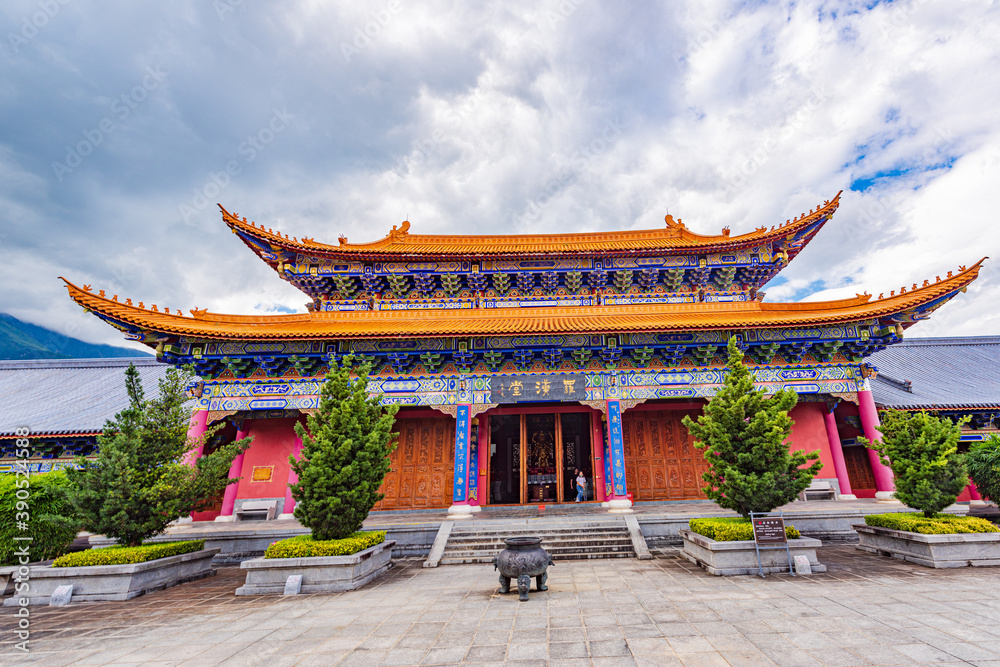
[0,0,997,346]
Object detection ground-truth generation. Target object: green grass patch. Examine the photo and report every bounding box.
[52,540,205,567]
[265,531,386,559]
[688,517,800,542]
[864,513,999,535]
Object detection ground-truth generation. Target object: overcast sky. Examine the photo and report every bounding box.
[1,0,997,350]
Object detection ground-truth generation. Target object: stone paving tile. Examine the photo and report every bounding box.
[7,546,1000,665]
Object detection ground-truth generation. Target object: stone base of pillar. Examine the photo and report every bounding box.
[214,515,236,522]
[875,491,900,503]
[969,499,988,507]
[447,504,479,519]
[606,498,633,513]
[173,516,193,525]
[837,494,858,500]
[277,513,297,520]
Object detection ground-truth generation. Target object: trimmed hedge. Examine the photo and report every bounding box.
[688,517,801,542]
[52,540,205,567]
[0,470,79,565]
[265,531,386,559]
[864,513,999,535]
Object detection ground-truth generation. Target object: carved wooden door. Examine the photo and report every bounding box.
[623,410,708,501]
[375,417,454,510]
[843,446,876,492]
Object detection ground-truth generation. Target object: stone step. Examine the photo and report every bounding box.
[445,539,632,552]
[451,529,627,539]
[447,533,630,544]
[444,539,635,552]
[438,551,636,565]
[432,516,642,566]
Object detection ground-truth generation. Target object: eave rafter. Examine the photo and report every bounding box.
[60,256,985,344]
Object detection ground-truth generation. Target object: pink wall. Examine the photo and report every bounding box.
[787,402,836,478]
[235,417,299,501]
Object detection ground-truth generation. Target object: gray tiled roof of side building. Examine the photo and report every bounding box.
[0,357,171,436]
[869,336,1000,410]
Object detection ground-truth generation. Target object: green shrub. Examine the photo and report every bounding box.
[967,435,1000,504]
[860,410,968,517]
[688,517,800,542]
[290,355,399,541]
[265,531,386,558]
[682,338,821,518]
[864,512,998,535]
[52,540,205,567]
[0,470,79,565]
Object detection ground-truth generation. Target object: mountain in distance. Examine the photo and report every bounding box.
[0,313,150,360]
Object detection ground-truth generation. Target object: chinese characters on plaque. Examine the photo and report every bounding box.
[490,374,588,403]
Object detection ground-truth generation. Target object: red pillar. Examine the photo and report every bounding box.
[591,410,606,503]
[470,415,487,508]
[216,422,251,521]
[280,429,304,519]
[858,383,896,500]
[823,405,855,499]
[183,410,209,467]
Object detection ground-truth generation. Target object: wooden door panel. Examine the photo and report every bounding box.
[623,410,708,501]
[375,417,455,510]
[843,446,876,490]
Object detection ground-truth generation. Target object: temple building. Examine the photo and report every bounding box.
[60,192,987,519]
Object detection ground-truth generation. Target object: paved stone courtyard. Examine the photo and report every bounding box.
[5,546,1000,666]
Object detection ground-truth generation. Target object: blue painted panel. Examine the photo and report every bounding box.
[453,405,470,503]
[607,400,627,497]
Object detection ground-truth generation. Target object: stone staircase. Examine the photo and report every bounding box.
[433,517,638,566]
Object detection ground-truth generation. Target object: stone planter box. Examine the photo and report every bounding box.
[235,540,395,595]
[855,524,1000,568]
[0,548,220,605]
[679,529,826,576]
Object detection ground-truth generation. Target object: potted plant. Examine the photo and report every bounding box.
[236,356,399,595]
[855,411,1000,567]
[2,364,250,605]
[677,338,825,575]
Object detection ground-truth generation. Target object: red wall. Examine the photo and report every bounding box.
[787,402,836,479]
[236,417,299,501]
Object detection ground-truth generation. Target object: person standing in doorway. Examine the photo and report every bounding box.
[575,469,587,502]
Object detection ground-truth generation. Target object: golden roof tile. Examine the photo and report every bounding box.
[219,193,841,257]
[61,258,985,342]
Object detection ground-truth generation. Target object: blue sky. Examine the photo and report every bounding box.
[1,0,997,348]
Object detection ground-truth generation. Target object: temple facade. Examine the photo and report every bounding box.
[63,192,986,519]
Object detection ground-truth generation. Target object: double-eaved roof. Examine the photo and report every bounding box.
[870,336,1000,410]
[0,357,166,437]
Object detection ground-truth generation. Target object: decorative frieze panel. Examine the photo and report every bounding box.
[191,364,861,416]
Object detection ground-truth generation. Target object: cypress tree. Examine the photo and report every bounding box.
[66,364,251,547]
[860,410,968,517]
[290,355,399,541]
[682,337,821,518]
